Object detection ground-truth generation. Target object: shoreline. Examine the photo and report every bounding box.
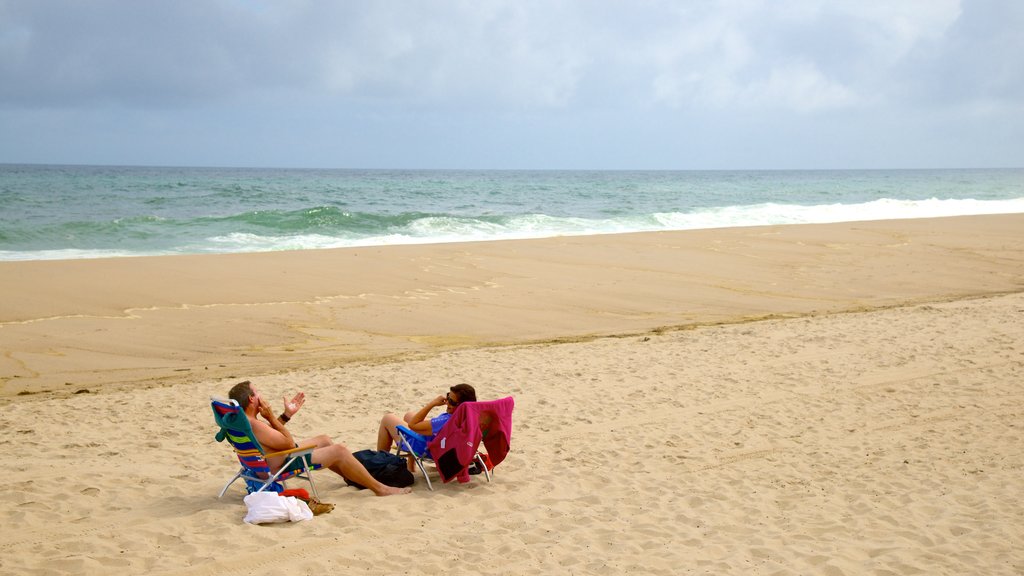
[2,213,1023,399]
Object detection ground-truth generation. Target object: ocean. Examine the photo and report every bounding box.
[1,164,1022,261]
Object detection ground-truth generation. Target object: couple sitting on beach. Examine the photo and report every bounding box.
[227,380,476,496]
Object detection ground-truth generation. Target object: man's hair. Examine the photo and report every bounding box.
[450,383,476,404]
[228,380,254,409]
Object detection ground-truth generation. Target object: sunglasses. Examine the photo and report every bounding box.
[445,393,460,406]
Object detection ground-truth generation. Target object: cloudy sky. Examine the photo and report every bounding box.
[1,0,1021,169]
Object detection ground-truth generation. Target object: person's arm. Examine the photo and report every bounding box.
[251,395,297,452]
[404,395,446,433]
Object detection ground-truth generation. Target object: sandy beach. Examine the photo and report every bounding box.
[1,214,1023,575]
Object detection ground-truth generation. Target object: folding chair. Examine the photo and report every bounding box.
[392,424,491,491]
[211,397,322,499]
[393,396,514,490]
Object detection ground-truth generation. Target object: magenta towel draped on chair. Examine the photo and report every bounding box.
[427,396,515,484]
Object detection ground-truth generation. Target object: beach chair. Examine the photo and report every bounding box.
[393,396,514,490]
[392,425,491,491]
[211,397,322,500]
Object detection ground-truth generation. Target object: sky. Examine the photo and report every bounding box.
[1,0,1022,170]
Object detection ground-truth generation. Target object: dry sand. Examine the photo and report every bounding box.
[1,214,1022,575]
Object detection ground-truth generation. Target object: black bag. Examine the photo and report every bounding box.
[345,449,415,490]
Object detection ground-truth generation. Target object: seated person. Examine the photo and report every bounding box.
[229,380,411,497]
[376,383,477,461]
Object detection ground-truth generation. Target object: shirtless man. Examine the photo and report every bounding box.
[228,380,410,497]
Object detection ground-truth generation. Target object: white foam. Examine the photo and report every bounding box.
[164,197,1024,253]
[0,248,155,261]
[4,197,1022,260]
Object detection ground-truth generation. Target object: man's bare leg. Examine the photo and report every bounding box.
[311,441,411,496]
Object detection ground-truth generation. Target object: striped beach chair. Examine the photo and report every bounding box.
[211,397,322,500]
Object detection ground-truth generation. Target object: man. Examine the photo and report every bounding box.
[228,380,410,497]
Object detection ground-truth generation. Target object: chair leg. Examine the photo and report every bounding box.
[267,454,321,500]
[415,456,433,491]
[394,428,434,490]
[475,454,492,482]
[252,464,291,494]
[218,469,245,498]
[301,466,320,501]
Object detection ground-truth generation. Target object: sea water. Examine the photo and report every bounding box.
[1,164,1022,261]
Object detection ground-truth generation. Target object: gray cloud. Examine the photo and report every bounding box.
[0,0,1021,168]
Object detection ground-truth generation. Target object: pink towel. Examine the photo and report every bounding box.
[428,396,515,484]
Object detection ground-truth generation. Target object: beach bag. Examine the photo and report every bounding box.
[242,492,313,524]
[345,449,415,489]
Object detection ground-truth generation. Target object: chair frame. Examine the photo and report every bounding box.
[212,397,321,500]
[392,424,491,491]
